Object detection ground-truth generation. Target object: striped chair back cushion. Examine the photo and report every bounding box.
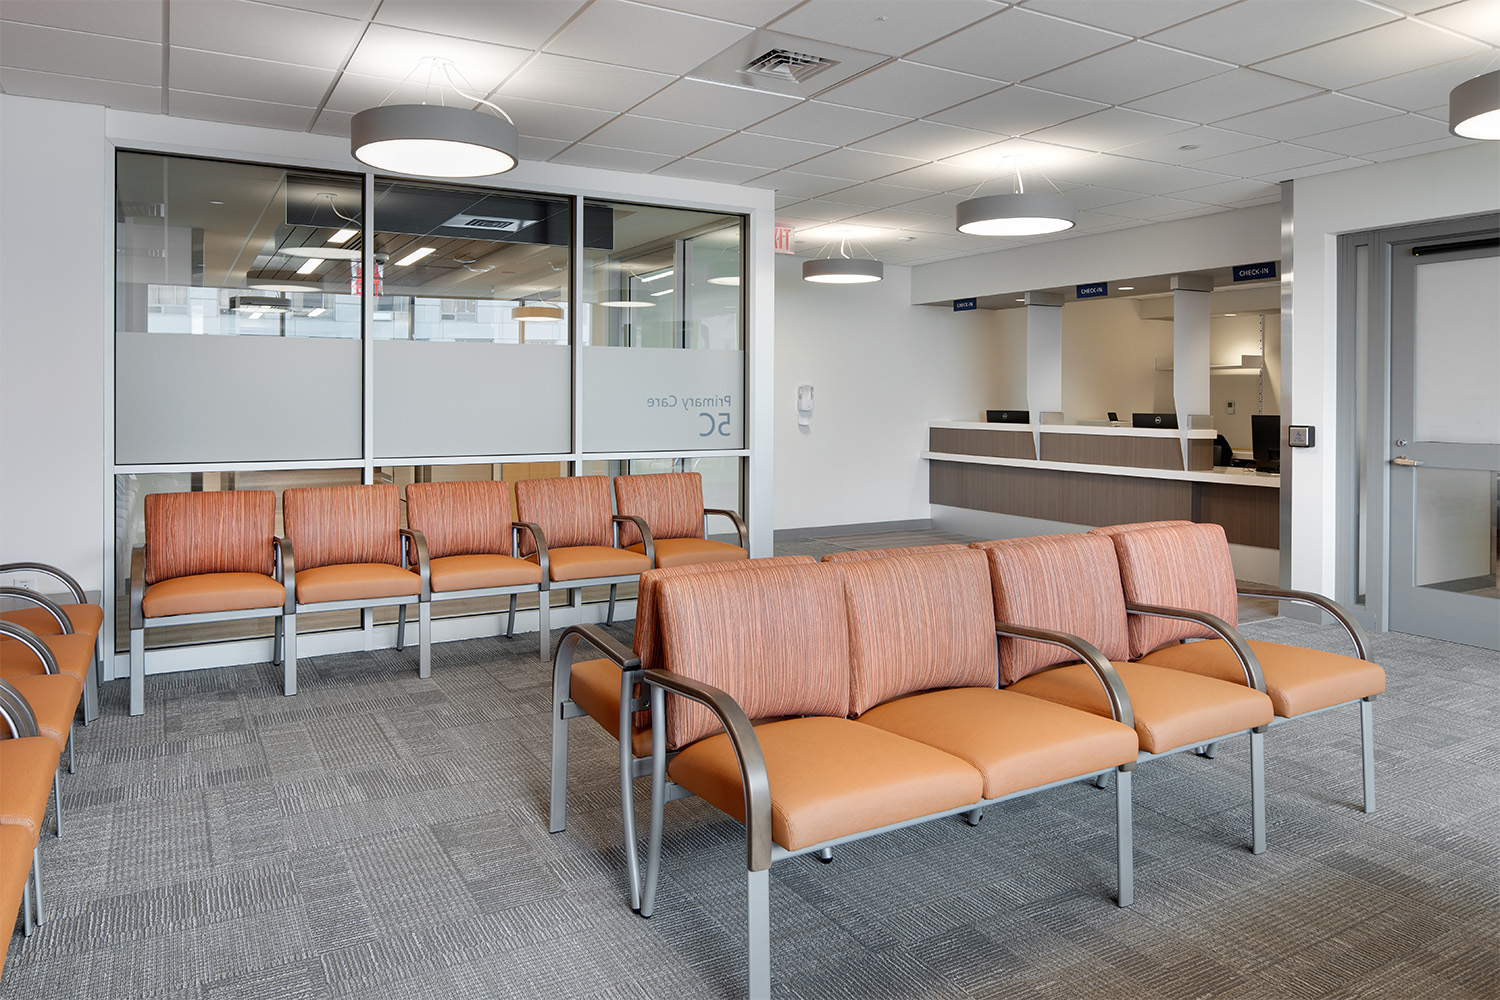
[835,549,997,715]
[514,476,612,556]
[144,490,276,585]
[614,473,705,548]
[821,543,967,563]
[1089,520,1194,539]
[282,484,401,571]
[656,563,850,750]
[981,533,1131,686]
[406,481,513,559]
[1105,522,1240,658]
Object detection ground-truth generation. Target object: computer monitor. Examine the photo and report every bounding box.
[986,409,1030,424]
[1131,412,1178,429]
[1106,411,1119,422]
[1251,414,1281,471]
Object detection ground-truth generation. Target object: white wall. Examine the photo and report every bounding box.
[0,97,110,592]
[774,254,1017,530]
[1059,298,1173,422]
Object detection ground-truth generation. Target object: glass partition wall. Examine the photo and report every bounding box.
[113,152,748,658]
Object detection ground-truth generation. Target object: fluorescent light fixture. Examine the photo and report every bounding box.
[230,295,292,313]
[295,258,324,275]
[1118,285,1135,291]
[650,288,674,296]
[395,247,435,266]
[641,269,674,282]
[1449,69,1500,140]
[248,311,265,320]
[328,229,357,244]
[307,307,327,318]
[245,270,322,292]
[282,245,361,261]
[350,59,519,178]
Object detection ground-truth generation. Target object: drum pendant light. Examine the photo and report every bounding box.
[956,158,1076,237]
[352,58,519,177]
[1449,69,1500,140]
[803,235,883,283]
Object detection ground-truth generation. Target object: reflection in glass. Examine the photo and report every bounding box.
[1413,469,1499,599]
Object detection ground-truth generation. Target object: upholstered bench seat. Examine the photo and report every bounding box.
[530,546,650,582]
[1009,660,1273,756]
[0,632,94,686]
[1138,639,1386,719]
[0,738,60,839]
[1,674,82,753]
[427,554,542,593]
[667,716,984,852]
[627,537,745,568]
[140,572,285,618]
[294,563,419,604]
[0,603,103,639]
[858,687,1139,799]
[1,823,36,938]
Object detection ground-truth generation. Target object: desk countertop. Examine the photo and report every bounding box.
[921,449,1282,488]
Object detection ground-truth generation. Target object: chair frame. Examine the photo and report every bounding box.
[129,536,295,716]
[0,679,47,936]
[1,562,100,723]
[0,630,67,837]
[528,513,655,661]
[0,605,81,777]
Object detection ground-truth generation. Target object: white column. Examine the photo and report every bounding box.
[1172,274,1214,466]
[1025,290,1064,417]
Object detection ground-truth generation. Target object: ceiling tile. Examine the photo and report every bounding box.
[1217,93,1401,141]
[0,0,161,41]
[1369,0,1459,11]
[774,199,874,223]
[850,120,1002,159]
[482,96,615,143]
[171,0,365,70]
[893,191,969,214]
[0,66,160,112]
[1341,53,1499,113]
[170,49,336,108]
[342,24,530,90]
[0,22,159,85]
[652,158,769,183]
[1019,0,1233,37]
[692,132,837,170]
[841,207,953,230]
[1420,0,1500,45]
[545,0,752,75]
[815,180,934,209]
[637,0,802,27]
[877,161,992,193]
[1295,113,1456,156]
[1361,134,1476,161]
[631,79,797,129]
[750,101,910,145]
[1027,106,1195,152]
[1026,41,1233,105]
[815,61,1004,117]
[908,7,1127,83]
[1252,155,1371,182]
[1049,184,1142,210]
[497,53,674,112]
[750,170,852,199]
[579,114,731,156]
[1112,125,1270,165]
[548,142,678,172]
[1097,195,1218,219]
[1252,19,1488,91]
[1124,67,1322,122]
[374,1,587,49]
[939,136,1095,171]
[789,147,926,182]
[518,135,572,161]
[1046,155,1230,195]
[168,90,317,131]
[1193,141,1345,177]
[1147,1,1399,65]
[253,1,379,17]
[310,107,354,137]
[767,0,999,56]
[928,84,1107,136]
[1178,177,1279,204]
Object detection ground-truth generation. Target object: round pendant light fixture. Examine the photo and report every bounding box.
[1449,69,1500,140]
[514,302,564,321]
[246,269,323,292]
[706,258,742,285]
[802,234,883,284]
[351,58,519,178]
[956,158,1076,237]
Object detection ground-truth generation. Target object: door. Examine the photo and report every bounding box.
[1388,239,1500,650]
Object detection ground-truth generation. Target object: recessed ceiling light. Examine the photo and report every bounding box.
[282,245,361,261]
[295,258,324,275]
[307,307,327,318]
[1178,144,1200,151]
[1118,285,1135,291]
[209,200,224,205]
[1224,313,1238,317]
[650,288,673,296]
[394,247,436,266]
[328,229,357,244]
[640,269,673,282]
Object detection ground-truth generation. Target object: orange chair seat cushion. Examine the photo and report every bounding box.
[628,538,747,568]
[0,737,61,837]
[141,572,285,619]
[530,546,651,582]
[667,716,983,852]
[428,554,543,593]
[0,632,95,685]
[1138,639,1386,718]
[1008,660,1273,755]
[295,564,420,605]
[0,603,103,639]
[570,657,652,758]
[858,687,1139,799]
[2,674,83,753]
[0,823,36,938]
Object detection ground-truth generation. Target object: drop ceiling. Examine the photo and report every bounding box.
[2,0,1496,267]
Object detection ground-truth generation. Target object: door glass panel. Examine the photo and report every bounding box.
[1412,468,1499,598]
[1413,256,1500,445]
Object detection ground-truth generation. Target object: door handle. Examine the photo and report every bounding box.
[1391,456,1424,467]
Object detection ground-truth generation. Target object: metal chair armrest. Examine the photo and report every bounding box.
[993,621,1135,731]
[554,623,640,673]
[0,562,86,604]
[0,620,60,676]
[130,545,147,628]
[0,677,40,738]
[1125,602,1266,693]
[399,528,431,599]
[704,508,748,551]
[1236,585,1371,660]
[614,514,655,567]
[516,521,550,584]
[275,538,296,614]
[642,667,771,873]
[0,587,73,635]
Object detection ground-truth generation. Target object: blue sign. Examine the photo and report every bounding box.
[1233,261,1277,282]
[953,298,977,312]
[1075,282,1108,299]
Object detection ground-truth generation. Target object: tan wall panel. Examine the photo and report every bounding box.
[929,427,1036,459]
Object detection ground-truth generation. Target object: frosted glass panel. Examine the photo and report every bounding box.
[1413,467,1498,597]
[1413,256,1500,445]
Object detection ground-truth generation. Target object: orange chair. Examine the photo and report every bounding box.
[403,481,547,658]
[128,491,292,716]
[1093,520,1386,812]
[514,476,651,659]
[0,562,101,723]
[282,484,429,680]
[613,472,747,568]
[820,543,967,563]
[0,677,63,941]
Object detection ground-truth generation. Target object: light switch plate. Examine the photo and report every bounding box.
[1288,425,1314,448]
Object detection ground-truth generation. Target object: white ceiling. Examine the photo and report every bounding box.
[2,0,1496,266]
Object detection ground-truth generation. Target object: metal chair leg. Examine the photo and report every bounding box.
[506,594,518,638]
[607,583,618,624]
[66,725,74,776]
[52,770,62,837]
[748,868,771,999]
[396,604,407,651]
[129,625,146,717]
[31,847,44,925]
[1116,767,1134,907]
[1250,729,1266,855]
[1360,698,1376,814]
[417,602,432,679]
[283,614,298,697]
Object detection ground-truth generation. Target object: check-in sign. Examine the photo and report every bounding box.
[1233,261,1277,282]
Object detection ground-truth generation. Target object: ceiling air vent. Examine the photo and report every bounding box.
[442,213,524,232]
[741,48,839,84]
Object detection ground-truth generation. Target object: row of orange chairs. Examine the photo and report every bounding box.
[129,472,747,716]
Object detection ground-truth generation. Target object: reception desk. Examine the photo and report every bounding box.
[924,421,1280,549]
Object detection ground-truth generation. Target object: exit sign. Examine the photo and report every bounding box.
[773,226,796,254]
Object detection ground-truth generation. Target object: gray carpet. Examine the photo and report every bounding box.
[5,616,1498,999]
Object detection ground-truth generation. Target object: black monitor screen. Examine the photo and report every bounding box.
[1131,412,1178,429]
[986,409,1030,424]
[1251,414,1281,470]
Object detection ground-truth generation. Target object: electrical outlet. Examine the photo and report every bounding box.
[1226,400,1235,415]
[6,573,38,592]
